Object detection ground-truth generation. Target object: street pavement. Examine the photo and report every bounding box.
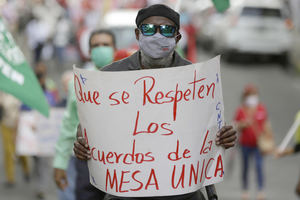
[1,49,300,200]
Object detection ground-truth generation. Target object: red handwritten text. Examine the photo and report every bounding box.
[74,74,101,105]
[171,155,224,189]
[106,168,159,193]
[134,70,215,121]
[90,139,155,165]
[133,111,173,136]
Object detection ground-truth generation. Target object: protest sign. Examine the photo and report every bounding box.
[74,56,225,197]
[16,108,64,156]
[0,17,49,117]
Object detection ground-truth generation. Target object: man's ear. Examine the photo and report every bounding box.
[175,32,181,44]
[135,28,140,40]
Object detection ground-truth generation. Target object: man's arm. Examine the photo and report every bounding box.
[53,81,79,189]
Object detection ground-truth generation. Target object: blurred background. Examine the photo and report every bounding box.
[0,0,300,200]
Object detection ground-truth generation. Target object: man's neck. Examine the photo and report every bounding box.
[139,50,174,69]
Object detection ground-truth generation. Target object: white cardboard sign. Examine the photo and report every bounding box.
[16,108,64,156]
[74,56,225,197]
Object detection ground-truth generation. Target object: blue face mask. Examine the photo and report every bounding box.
[91,46,114,69]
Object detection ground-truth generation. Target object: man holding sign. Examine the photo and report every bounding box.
[73,4,236,200]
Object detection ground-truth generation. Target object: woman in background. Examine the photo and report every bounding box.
[234,84,274,200]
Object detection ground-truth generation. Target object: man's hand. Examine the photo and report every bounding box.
[274,147,294,159]
[215,125,237,149]
[54,168,68,190]
[73,124,91,160]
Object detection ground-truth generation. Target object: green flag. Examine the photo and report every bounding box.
[0,18,49,117]
[212,0,230,13]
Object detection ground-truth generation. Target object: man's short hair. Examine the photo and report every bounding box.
[88,29,116,49]
[136,4,180,29]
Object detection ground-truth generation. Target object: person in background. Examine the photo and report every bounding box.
[18,62,56,199]
[275,110,300,197]
[234,84,274,200]
[73,4,237,200]
[0,92,30,188]
[55,70,76,200]
[33,63,57,199]
[53,29,117,200]
[57,70,74,108]
[53,13,71,65]
[35,62,60,104]
[25,14,51,64]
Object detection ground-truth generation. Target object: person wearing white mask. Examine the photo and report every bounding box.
[234,84,274,200]
[73,4,237,200]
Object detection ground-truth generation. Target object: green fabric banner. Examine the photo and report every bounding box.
[212,0,230,12]
[0,18,49,117]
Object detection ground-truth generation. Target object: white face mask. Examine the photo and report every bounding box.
[138,32,176,59]
[245,95,259,107]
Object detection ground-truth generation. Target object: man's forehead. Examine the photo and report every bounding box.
[142,16,175,26]
[91,33,113,43]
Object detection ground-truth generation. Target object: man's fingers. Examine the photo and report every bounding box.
[216,126,237,148]
[73,147,90,159]
[219,125,233,134]
[74,129,91,161]
[219,135,237,145]
[73,142,91,160]
[76,124,90,150]
[74,141,89,153]
[222,141,236,149]
[74,148,90,160]
[73,145,89,157]
[73,149,88,160]
[77,124,83,138]
[75,154,89,161]
[218,129,236,140]
[78,137,89,149]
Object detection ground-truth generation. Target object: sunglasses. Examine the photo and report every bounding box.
[139,24,177,38]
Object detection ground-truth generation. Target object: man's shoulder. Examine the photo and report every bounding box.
[101,51,192,71]
[173,51,192,66]
[102,52,139,72]
[101,59,129,71]
[180,58,192,66]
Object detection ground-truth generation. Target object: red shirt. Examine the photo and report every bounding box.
[234,104,267,147]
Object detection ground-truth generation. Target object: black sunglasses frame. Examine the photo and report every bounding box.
[139,24,178,38]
